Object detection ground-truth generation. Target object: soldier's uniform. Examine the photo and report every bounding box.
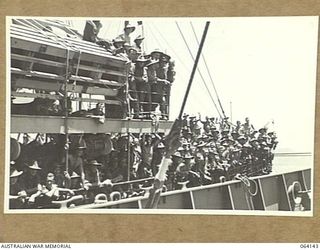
[146,60,159,112]
[84,160,102,184]
[165,152,183,191]
[118,23,136,45]
[133,35,144,54]
[21,161,42,196]
[132,57,149,116]
[10,169,27,209]
[83,20,102,43]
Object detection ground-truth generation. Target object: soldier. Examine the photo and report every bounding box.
[146,60,159,112]
[112,37,126,56]
[9,169,27,209]
[192,122,202,139]
[240,117,255,136]
[21,161,42,196]
[28,173,74,206]
[156,53,171,116]
[189,115,199,132]
[63,141,86,186]
[137,134,154,178]
[66,172,90,197]
[149,48,163,61]
[52,163,68,188]
[235,120,242,133]
[84,160,102,185]
[83,20,102,43]
[164,151,183,191]
[151,142,166,175]
[193,152,211,185]
[201,116,212,134]
[167,59,176,83]
[134,56,149,116]
[104,147,123,183]
[210,128,220,142]
[181,113,189,128]
[118,23,136,45]
[128,55,140,117]
[127,47,139,62]
[133,35,144,53]
[180,153,203,188]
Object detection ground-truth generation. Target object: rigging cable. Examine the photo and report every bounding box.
[190,22,227,118]
[145,23,163,51]
[175,21,223,118]
[103,20,113,38]
[149,22,191,74]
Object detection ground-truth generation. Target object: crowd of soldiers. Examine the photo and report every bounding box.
[9,115,278,209]
[83,20,176,119]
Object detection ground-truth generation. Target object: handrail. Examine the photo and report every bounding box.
[72,167,311,209]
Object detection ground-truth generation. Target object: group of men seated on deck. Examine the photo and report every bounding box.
[9,115,278,209]
[83,20,176,119]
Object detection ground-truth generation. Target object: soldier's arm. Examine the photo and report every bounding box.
[79,160,86,184]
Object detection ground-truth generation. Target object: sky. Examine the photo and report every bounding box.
[17,17,320,153]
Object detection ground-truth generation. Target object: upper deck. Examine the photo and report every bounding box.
[10,19,173,133]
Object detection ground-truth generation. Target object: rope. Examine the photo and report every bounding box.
[145,23,163,51]
[190,22,227,118]
[103,20,113,38]
[235,173,258,210]
[175,21,223,119]
[149,22,191,73]
[64,48,71,173]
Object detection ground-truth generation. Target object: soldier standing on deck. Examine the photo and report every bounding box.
[156,53,171,117]
[118,23,136,45]
[146,60,159,113]
[133,35,144,54]
[134,57,149,116]
[165,151,183,191]
[83,20,102,43]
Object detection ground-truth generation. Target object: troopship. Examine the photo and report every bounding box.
[8,18,311,212]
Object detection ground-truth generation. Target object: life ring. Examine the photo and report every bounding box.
[110,191,121,201]
[10,138,21,161]
[287,181,302,206]
[94,193,108,204]
[219,176,226,183]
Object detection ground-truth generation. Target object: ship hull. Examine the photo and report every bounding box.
[72,168,311,212]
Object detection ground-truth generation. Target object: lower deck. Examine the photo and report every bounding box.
[72,168,311,212]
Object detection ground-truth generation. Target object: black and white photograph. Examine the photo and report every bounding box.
[6,17,317,214]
